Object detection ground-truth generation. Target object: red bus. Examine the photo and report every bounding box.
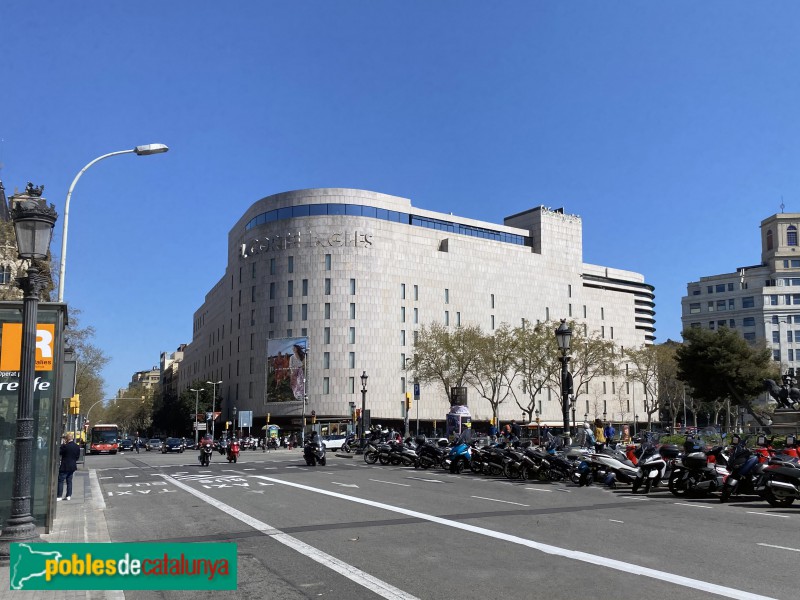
[89,424,120,454]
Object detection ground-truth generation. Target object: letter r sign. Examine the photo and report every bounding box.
[0,322,55,371]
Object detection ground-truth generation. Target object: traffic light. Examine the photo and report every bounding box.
[405,392,412,411]
[69,394,80,415]
[355,408,362,420]
[266,413,271,423]
[226,421,231,430]
[311,410,316,424]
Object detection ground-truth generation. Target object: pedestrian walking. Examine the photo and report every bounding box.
[594,418,606,452]
[57,433,81,501]
[134,432,141,454]
[510,419,521,438]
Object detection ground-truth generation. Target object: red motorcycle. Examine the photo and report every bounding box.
[227,440,240,463]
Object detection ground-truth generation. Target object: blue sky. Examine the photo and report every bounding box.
[3,2,800,396]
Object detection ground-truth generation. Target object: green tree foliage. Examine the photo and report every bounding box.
[510,320,561,421]
[467,324,519,423]
[152,382,214,437]
[65,308,109,425]
[676,327,778,427]
[625,344,660,426]
[409,323,482,407]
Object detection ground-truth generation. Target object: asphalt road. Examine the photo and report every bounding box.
[89,448,799,600]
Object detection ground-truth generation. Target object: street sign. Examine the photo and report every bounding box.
[413,382,420,400]
[194,422,207,431]
[206,412,213,421]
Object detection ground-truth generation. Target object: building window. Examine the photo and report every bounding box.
[445,289,450,304]
[350,303,356,319]
[325,254,332,271]
[401,283,406,299]
[728,299,734,310]
[349,327,356,344]
[251,262,256,279]
[770,295,779,305]
[768,229,774,251]
[414,308,418,324]
[401,307,406,322]
[727,283,734,291]
[349,352,355,369]
[269,306,275,324]
[610,327,614,339]
[773,331,780,344]
[302,279,308,296]
[744,332,756,342]
[401,330,406,346]
[715,284,725,293]
[742,317,755,326]
[689,303,701,314]
[286,328,292,337]
[323,352,330,369]
[401,377,406,394]
[491,294,495,309]
[324,303,331,319]
[707,286,713,294]
[270,258,276,275]
[269,282,276,300]
[287,280,294,298]
[287,305,293,321]
[491,315,495,330]
[445,311,450,326]
[350,278,356,295]
[774,349,781,361]
[457,312,461,326]
[301,328,307,336]
[707,302,714,312]
[742,296,754,308]
[302,304,308,320]
[323,377,330,394]
[716,300,726,311]
[414,285,418,301]
[601,307,605,320]
[790,226,798,247]
[325,278,331,295]
[348,377,355,394]
[401,353,406,369]
[288,256,294,273]
[324,327,330,344]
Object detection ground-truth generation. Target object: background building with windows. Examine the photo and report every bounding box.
[179,188,655,434]
[681,212,800,373]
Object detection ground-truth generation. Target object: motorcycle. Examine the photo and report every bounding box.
[668,445,729,498]
[304,436,327,466]
[720,436,765,503]
[415,437,449,469]
[226,440,240,463]
[341,433,358,453]
[448,441,472,474]
[756,456,800,507]
[198,439,214,466]
[631,437,668,494]
[587,444,639,486]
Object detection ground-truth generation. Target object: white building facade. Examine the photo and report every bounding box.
[179,188,655,432]
[682,212,800,374]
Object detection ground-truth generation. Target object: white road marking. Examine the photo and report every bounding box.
[332,482,359,488]
[746,511,790,518]
[758,543,800,552]
[370,479,411,487]
[243,468,256,471]
[251,475,774,600]
[158,474,418,600]
[99,477,113,480]
[405,477,444,484]
[523,487,553,493]
[124,475,138,478]
[609,519,624,524]
[470,496,530,507]
[674,503,712,509]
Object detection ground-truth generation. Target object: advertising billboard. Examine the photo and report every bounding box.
[266,337,307,402]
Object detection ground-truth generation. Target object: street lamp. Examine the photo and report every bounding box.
[0,186,57,557]
[634,414,639,436]
[233,406,238,439]
[189,388,205,445]
[555,319,573,444]
[57,144,168,302]
[535,410,540,446]
[206,381,222,439]
[360,371,368,448]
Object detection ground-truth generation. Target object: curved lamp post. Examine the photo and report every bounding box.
[57,144,169,302]
[555,319,573,445]
[206,381,222,439]
[0,185,57,558]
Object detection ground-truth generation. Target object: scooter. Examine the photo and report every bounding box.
[668,446,729,498]
[304,436,327,466]
[631,439,668,494]
[226,440,240,463]
[720,436,765,503]
[198,439,214,467]
[588,444,639,486]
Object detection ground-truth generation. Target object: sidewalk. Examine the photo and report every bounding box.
[2,469,121,600]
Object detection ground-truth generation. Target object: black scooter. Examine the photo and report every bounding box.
[304,436,327,466]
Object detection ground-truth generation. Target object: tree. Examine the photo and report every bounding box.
[65,308,109,426]
[652,341,686,430]
[467,324,518,424]
[409,323,482,407]
[626,344,659,428]
[676,327,778,428]
[510,320,561,422]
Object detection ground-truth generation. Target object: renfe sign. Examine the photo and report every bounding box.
[0,322,56,371]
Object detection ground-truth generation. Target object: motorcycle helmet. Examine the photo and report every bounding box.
[415,435,426,446]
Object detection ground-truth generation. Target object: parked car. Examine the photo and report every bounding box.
[118,439,134,452]
[162,437,184,453]
[184,440,197,450]
[146,438,163,452]
[322,434,347,450]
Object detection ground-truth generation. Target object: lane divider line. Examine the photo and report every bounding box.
[746,512,790,518]
[758,543,800,552]
[158,474,418,600]
[250,474,774,600]
[470,496,530,507]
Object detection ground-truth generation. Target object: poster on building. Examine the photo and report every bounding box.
[266,337,307,402]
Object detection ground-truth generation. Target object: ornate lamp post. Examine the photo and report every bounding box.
[189,388,205,445]
[0,185,57,559]
[555,319,573,444]
[360,371,368,448]
[206,380,222,439]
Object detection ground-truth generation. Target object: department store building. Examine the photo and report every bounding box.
[178,188,655,435]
